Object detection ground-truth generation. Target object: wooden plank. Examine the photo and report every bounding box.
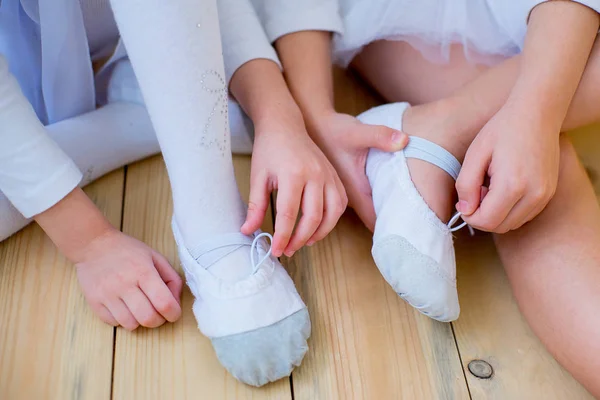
[0,170,123,400]
[449,127,600,400]
[288,68,470,399]
[452,231,593,399]
[112,155,291,400]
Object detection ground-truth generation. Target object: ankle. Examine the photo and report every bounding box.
[406,159,456,222]
[403,98,478,162]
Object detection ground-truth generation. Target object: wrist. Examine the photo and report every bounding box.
[506,87,565,133]
[231,59,301,127]
[253,100,307,138]
[34,187,116,263]
[302,103,337,132]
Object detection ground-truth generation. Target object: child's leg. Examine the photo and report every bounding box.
[356,37,600,395]
[109,0,309,386]
[354,38,600,220]
[352,40,493,105]
[0,57,255,243]
[494,137,600,398]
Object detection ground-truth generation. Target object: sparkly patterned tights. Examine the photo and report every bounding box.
[110,0,247,247]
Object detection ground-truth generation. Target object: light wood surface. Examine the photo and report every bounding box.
[111,155,290,400]
[286,69,470,399]
[288,212,470,399]
[0,170,123,400]
[1,71,599,400]
[452,231,594,400]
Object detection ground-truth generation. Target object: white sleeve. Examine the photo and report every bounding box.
[217,0,281,84]
[0,55,82,218]
[250,0,343,43]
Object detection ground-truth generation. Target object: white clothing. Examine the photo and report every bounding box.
[78,0,119,61]
[0,56,83,218]
[360,103,460,322]
[109,0,309,386]
[250,0,600,66]
[0,0,274,219]
[0,58,254,243]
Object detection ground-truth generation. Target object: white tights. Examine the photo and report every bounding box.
[0,59,253,243]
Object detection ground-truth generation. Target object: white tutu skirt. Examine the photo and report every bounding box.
[332,0,547,67]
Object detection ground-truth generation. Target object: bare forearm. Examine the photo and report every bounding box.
[511,0,599,126]
[229,59,304,133]
[34,188,114,262]
[275,31,336,128]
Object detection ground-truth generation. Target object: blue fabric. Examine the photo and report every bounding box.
[0,0,96,125]
[0,0,46,122]
[39,0,95,123]
[404,136,462,180]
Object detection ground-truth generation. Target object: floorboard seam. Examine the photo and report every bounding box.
[451,322,473,400]
[110,165,128,400]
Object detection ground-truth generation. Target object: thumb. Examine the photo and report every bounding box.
[355,124,408,152]
[455,145,490,216]
[151,251,183,306]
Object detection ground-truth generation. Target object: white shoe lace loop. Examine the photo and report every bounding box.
[251,232,273,274]
[448,212,475,236]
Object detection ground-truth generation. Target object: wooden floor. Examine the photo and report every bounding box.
[1,69,599,400]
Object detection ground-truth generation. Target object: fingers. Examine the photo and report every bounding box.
[328,162,348,214]
[121,288,166,329]
[307,184,346,245]
[138,267,182,323]
[284,183,324,256]
[462,182,522,232]
[493,198,534,234]
[353,124,408,152]
[107,298,139,331]
[493,189,553,233]
[96,304,118,327]
[456,145,490,216]
[241,171,269,235]
[273,177,304,257]
[152,251,183,306]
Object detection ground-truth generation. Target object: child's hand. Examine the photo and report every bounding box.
[456,101,560,233]
[240,111,347,257]
[75,228,183,330]
[308,112,408,231]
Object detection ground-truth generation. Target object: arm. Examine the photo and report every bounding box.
[0,55,117,260]
[216,0,347,255]
[229,57,347,256]
[275,31,336,134]
[0,50,181,329]
[513,0,600,129]
[457,0,600,232]
[275,31,408,230]
[0,56,83,219]
[216,0,282,83]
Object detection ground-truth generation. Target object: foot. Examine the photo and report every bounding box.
[358,103,462,322]
[172,221,310,386]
